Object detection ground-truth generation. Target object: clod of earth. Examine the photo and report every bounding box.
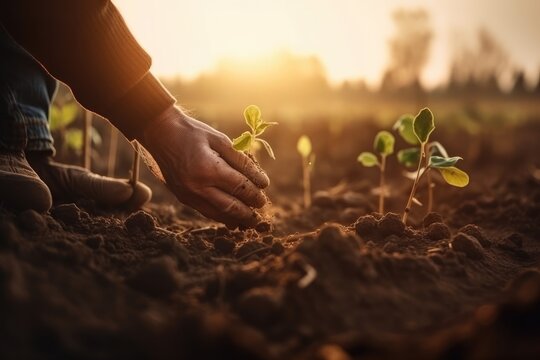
[425,222,451,241]
[124,210,158,235]
[451,232,485,259]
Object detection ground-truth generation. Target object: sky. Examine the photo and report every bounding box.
[113,0,540,88]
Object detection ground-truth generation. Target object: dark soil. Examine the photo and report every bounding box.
[1,121,540,359]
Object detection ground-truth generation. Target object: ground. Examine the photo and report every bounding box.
[1,118,539,360]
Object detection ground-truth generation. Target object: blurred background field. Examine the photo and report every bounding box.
[51,0,540,207]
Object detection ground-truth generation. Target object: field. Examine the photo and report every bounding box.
[1,102,540,359]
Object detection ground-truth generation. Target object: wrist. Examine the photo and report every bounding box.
[140,105,184,148]
[106,73,176,141]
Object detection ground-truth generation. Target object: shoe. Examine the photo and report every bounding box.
[27,153,152,209]
[0,151,52,212]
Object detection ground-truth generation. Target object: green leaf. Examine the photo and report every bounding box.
[393,114,419,145]
[49,102,79,131]
[428,141,448,157]
[244,105,262,131]
[255,121,278,136]
[62,102,79,124]
[49,105,61,131]
[256,138,275,159]
[65,128,83,152]
[232,131,253,152]
[413,108,435,143]
[357,152,379,167]
[373,130,395,156]
[439,167,469,187]
[429,155,462,168]
[397,147,420,168]
[297,135,312,158]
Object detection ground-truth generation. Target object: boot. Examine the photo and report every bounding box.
[0,151,52,212]
[27,152,151,209]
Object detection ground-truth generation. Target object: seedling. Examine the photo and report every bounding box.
[129,141,141,187]
[232,105,278,159]
[399,108,469,223]
[107,126,119,177]
[297,135,316,208]
[50,102,101,161]
[83,111,92,169]
[357,131,395,214]
[395,114,449,212]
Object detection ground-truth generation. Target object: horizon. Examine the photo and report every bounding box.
[114,0,540,89]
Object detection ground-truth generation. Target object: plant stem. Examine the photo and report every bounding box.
[379,155,386,214]
[427,168,433,213]
[302,159,311,208]
[107,126,119,177]
[83,111,92,170]
[129,141,140,186]
[402,142,426,223]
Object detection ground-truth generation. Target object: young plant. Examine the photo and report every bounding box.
[399,108,469,223]
[232,105,278,159]
[50,102,101,161]
[129,141,141,187]
[357,131,395,214]
[395,114,446,212]
[297,135,316,208]
[83,110,92,169]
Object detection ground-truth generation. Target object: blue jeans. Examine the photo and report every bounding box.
[0,25,57,155]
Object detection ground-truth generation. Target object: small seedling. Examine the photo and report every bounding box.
[399,108,469,223]
[83,111,92,169]
[357,130,395,214]
[297,135,316,208]
[232,105,278,159]
[50,102,101,160]
[129,141,141,187]
[395,114,449,212]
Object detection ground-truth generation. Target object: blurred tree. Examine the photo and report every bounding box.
[536,68,540,94]
[448,28,511,94]
[381,9,432,94]
[511,69,527,94]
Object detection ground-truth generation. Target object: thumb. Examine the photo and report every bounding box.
[211,134,270,189]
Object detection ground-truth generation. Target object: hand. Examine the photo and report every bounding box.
[140,106,269,228]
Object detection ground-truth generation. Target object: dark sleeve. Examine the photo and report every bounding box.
[0,0,176,140]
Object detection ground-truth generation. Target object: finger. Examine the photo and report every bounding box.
[210,135,270,189]
[181,192,242,229]
[212,157,267,208]
[202,187,261,228]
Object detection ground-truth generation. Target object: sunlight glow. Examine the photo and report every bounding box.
[113,0,540,88]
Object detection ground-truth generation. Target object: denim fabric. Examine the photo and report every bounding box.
[0,24,57,154]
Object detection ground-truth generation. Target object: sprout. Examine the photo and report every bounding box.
[357,130,395,214]
[397,108,469,223]
[297,135,316,208]
[232,105,278,159]
[50,102,102,167]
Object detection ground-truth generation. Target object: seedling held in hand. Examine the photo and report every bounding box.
[297,135,316,208]
[400,108,469,223]
[233,105,278,159]
[357,130,395,214]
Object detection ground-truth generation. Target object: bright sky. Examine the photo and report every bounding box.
[114,0,540,88]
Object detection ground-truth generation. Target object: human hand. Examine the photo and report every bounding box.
[140,106,269,228]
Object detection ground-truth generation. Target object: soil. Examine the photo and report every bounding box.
[1,120,540,360]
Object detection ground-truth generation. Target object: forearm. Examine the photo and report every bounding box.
[0,0,175,139]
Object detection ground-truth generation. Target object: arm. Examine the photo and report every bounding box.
[0,0,270,228]
[0,0,173,139]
